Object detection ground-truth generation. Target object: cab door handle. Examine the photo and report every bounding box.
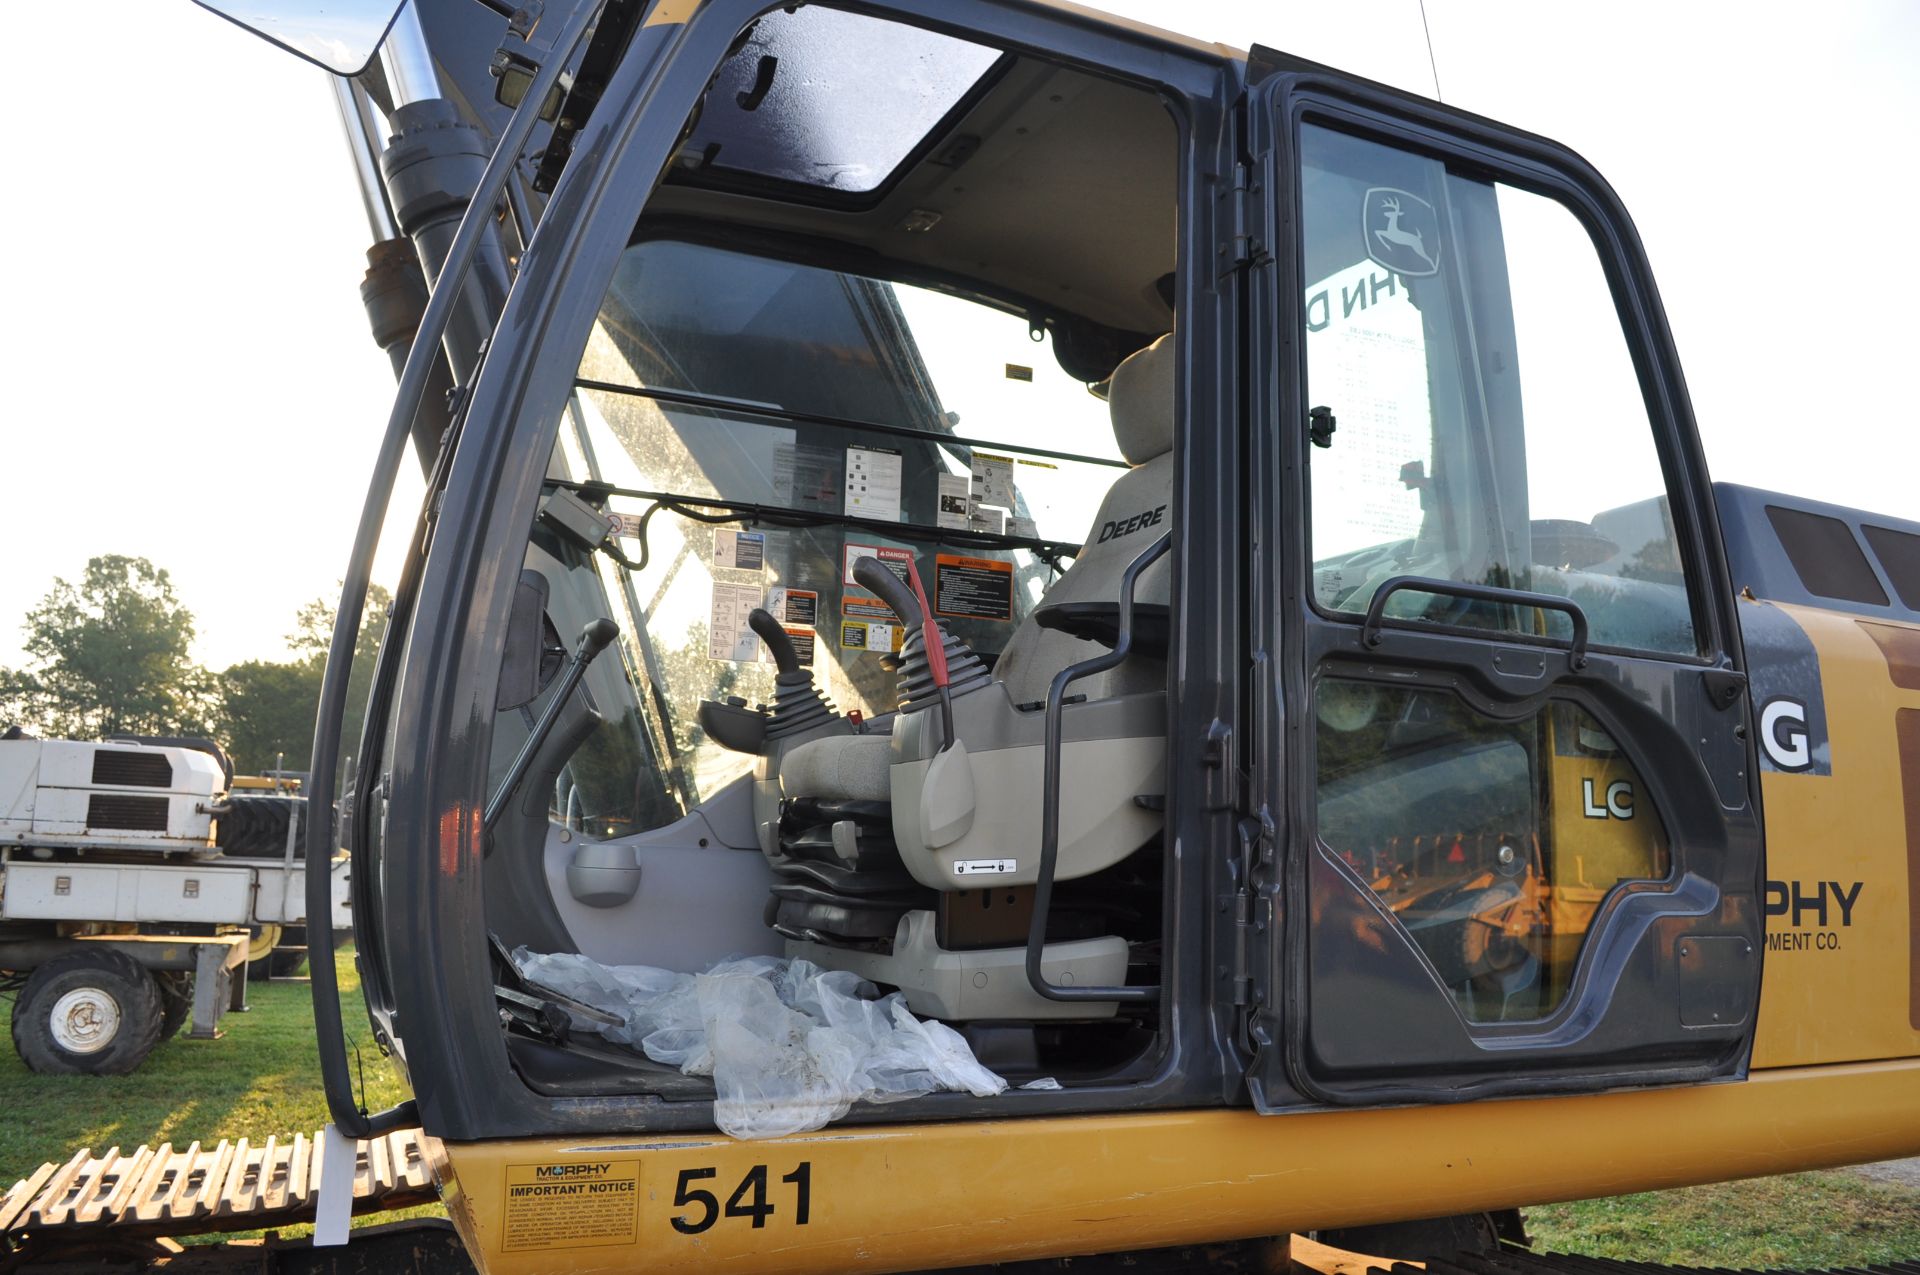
[1360,575,1590,670]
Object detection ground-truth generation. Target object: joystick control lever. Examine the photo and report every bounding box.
[709,607,840,753]
[485,618,617,833]
[851,557,921,628]
[748,607,802,675]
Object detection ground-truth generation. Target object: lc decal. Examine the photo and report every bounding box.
[1581,778,1635,820]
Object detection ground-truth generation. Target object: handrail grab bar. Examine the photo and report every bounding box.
[1360,574,1590,670]
[1024,532,1171,1005]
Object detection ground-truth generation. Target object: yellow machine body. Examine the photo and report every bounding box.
[425,599,1920,1274]
[432,1063,1920,1274]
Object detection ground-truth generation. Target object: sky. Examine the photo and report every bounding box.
[3,0,1915,673]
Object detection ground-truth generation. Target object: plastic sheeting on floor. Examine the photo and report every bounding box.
[513,949,1007,1139]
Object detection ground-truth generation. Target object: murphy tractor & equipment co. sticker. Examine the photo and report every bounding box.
[503,1160,640,1252]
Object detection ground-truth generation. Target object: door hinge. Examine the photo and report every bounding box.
[1229,884,1254,1006]
[1227,811,1275,1007]
[1202,718,1234,811]
[1226,163,1272,272]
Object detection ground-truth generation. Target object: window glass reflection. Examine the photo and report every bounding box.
[1316,680,1671,1022]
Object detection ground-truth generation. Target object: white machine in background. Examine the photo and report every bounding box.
[0,738,226,848]
[0,735,352,1076]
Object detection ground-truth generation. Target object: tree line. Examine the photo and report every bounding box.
[0,555,388,777]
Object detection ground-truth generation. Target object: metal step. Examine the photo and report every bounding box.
[0,1129,436,1242]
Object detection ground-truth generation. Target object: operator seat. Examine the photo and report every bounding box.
[765,334,1175,1019]
[773,332,1175,808]
[992,331,1174,704]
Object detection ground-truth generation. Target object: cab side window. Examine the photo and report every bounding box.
[1301,124,1698,657]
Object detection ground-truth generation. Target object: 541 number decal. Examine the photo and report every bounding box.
[670,1162,811,1234]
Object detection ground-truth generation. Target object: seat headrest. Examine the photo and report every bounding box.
[1109,333,1174,466]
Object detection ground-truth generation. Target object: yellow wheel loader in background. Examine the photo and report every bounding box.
[4,0,1917,1271]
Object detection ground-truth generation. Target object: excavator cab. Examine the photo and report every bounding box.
[358,0,1200,1115]
[319,0,1765,1129]
[333,0,1760,1175]
[146,0,1920,1271]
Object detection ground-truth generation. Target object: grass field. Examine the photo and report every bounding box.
[0,946,439,1238]
[3,955,1916,1264]
[1527,1171,1920,1269]
[0,947,409,1179]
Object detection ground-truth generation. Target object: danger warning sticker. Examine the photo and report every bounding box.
[503,1161,639,1252]
[843,543,913,591]
[934,554,1014,621]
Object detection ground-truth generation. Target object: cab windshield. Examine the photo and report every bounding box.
[533,238,1124,829]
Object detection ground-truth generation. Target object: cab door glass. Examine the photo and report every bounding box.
[1315,679,1672,1023]
[1301,124,1698,656]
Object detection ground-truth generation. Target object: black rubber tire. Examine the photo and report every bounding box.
[156,971,193,1042]
[267,948,308,978]
[214,796,308,859]
[12,951,166,1075]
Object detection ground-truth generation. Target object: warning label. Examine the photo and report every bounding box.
[713,528,766,572]
[503,1161,639,1252]
[934,554,1014,621]
[843,543,913,591]
[782,626,817,667]
[841,596,903,653]
[771,586,818,628]
[708,582,765,662]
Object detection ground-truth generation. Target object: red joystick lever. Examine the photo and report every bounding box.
[901,556,949,690]
[849,553,959,749]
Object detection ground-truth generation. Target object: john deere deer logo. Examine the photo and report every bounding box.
[1363,187,1441,277]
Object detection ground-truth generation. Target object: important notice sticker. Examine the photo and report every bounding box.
[777,626,816,667]
[503,1161,639,1252]
[934,554,1014,621]
[845,445,903,522]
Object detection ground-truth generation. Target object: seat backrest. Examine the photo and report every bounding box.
[993,334,1174,706]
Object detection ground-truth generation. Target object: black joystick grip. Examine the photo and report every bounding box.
[852,556,920,627]
[747,608,799,674]
[579,616,620,657]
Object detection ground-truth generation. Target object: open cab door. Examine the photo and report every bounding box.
[1245,61,1765,1106]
